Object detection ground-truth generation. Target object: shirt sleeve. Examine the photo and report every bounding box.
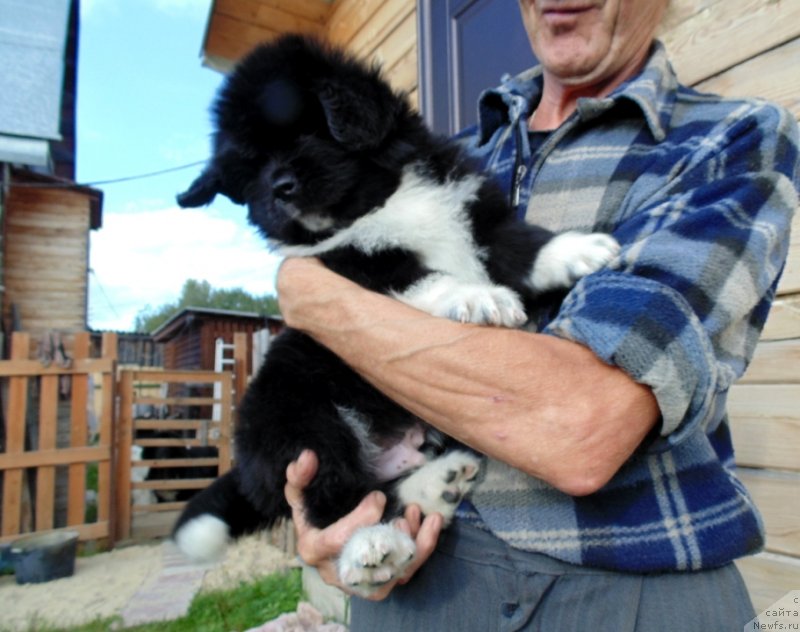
[543,100,800,450]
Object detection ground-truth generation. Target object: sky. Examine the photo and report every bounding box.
[78,0,282,331]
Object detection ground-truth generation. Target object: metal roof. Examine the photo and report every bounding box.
[0,0,71,166]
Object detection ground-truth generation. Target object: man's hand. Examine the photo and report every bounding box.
[285,449,444,601]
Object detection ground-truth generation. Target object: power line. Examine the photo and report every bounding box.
[89,268,122,322]
[10,160,207,189]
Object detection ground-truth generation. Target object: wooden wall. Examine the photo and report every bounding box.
[202,0,418,106]
[3,185,93,350]
[658,0,800,613]
[325,0,418,107]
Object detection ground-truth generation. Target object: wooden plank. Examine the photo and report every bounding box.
[135,458,219,469]
[383,46,418,96]
[738,468,800,557]
[134,438,224,449]
[133,420,215,432]
[132,479,215,491]
[69,334,89,526]
[0,447,111,470]
[233,332,248,407]
[774,209,800,297]
[2,333,31,537]
[739,339,800,384]
[98,333,116,532]
[697,38,800,119]
[133,396,222,407]
[659,0,720,33]
[762,296,800,342]
[218,372,233,475]
[327,0,381,48]
[115,370,133,541]
[365,11,416,78]
[737,552,800,614]
[0,521,109,545]
[215,0,331,25]
[341,0,414,57]
[132,501,187,513]
[729,384,800,471]
[0,357,114,378]
[129,369,229,384]
[34,374,59,531]
[660,0,800,87]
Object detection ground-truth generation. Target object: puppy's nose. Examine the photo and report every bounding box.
[272,172,298,201]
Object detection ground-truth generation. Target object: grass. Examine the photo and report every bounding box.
[6,568,304,632]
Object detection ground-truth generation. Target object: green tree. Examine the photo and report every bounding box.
[134,279,280,333]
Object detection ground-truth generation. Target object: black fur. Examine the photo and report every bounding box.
[173,35,600,550]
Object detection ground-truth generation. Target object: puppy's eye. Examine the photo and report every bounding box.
[272,171,298,200]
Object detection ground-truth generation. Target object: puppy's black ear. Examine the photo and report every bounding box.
[318,75,398,150]
[176,167,221,207]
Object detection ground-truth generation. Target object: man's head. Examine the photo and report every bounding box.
[518,0,670,89]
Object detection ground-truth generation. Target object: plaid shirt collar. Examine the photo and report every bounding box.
[475,40,678,145]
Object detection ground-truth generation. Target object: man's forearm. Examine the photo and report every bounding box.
[277,258,659,495]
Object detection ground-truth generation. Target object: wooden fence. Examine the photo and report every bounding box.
[0,332,117,544]
[115,369,234,541]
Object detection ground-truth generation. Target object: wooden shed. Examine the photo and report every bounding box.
[152,306,278,374]
[2,169,103,353]
[195,0,800,612]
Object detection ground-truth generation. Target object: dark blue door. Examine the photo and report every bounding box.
[418,0,537,135]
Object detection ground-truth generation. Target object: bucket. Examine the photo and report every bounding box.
[10,531,79,584]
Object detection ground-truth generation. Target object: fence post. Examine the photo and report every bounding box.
[101,333,117,543]
[67,333,90,527]
[2,333,30,537]
[115,368,132,542]
[233,332,248,408]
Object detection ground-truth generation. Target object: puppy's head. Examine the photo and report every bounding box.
[177,35,414,248]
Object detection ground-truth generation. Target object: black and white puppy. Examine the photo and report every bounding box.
[173,34,618,596]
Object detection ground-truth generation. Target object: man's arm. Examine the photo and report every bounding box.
[278,257,659,496]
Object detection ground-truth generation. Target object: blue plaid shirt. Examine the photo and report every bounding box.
[456,41,800,572]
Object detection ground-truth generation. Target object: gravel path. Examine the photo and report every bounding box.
[0,534,296,631]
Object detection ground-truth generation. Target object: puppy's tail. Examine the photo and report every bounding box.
[172,467,273,562]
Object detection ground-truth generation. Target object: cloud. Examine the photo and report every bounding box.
[89,204,282,331]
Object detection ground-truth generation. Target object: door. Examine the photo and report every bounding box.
[418,0,537,135]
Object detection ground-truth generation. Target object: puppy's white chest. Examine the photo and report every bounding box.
[352,167,490,283]
[278,165,490,284]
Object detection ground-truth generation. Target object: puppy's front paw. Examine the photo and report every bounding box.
[529,232,619,292]
[397,451,481,525]
[338,524,416,597]
[398,276,527,327]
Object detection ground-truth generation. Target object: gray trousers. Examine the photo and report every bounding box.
[350,522,755,631]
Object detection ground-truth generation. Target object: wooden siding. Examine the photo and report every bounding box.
[3,185,92,348]
[659,0,800,613]
[326,0,418,106]
[201,0,418,107]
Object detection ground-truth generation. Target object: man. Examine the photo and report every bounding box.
[278,0,800,629]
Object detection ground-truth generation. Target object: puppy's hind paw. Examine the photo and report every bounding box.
[338,524,416,597]
[397,450,482,525]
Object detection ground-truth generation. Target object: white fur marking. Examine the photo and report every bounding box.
[529,232,620,292]
[276,165,490,284]
[174,514,230,563]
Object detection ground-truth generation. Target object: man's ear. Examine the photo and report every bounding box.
[176,167,221,207]
[318,74,399,150]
